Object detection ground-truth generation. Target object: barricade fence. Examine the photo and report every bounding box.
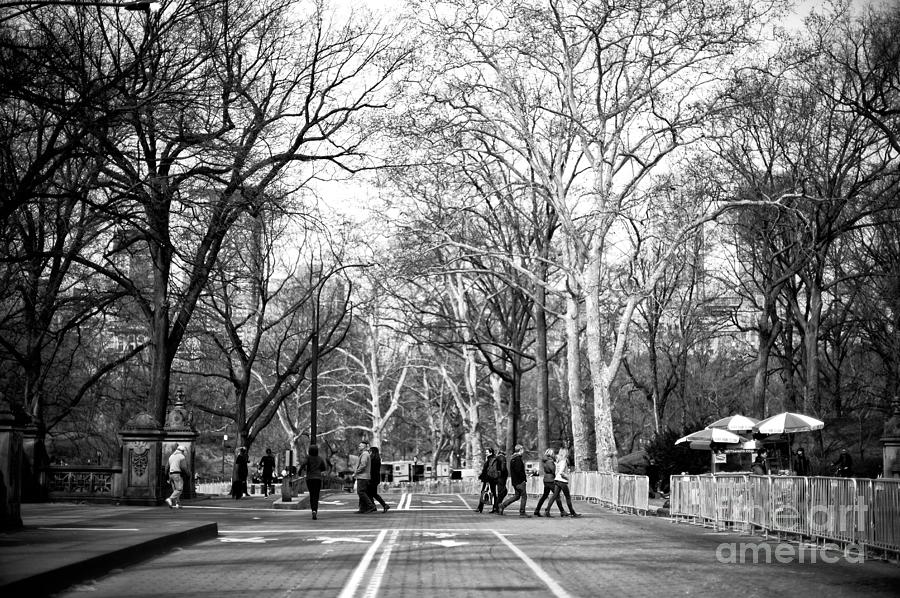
[195,472,650,512]
[669,474,900,558]
[527,472,649,514]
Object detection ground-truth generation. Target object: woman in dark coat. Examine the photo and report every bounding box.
[300,444,327,519]
[231,447,249,499]
[533,448,565,517]
[367,446,390,512]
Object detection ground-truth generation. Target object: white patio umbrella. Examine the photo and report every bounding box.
[676,428,743,446]
[754,412,825,474]
[706,415,760,432]
[754,412,824,434]
[676,428,744,474]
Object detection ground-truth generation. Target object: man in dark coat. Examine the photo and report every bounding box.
[794,448,811,476]
[475,448,500,513]
[497,444,530,517]
[495,449,509,507]
[834,449,853,477]
[258,448,276,497]
[231,447,249,499]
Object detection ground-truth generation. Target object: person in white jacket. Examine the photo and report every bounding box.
[548,448,581,518]
[165,445,189,509]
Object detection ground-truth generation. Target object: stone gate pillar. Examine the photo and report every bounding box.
[118,414,166,506]
[0,397,23,529]
[163,387,199,499]
[22,422,48,502]
[881,396,900,479]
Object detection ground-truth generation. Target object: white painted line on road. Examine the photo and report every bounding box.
[427,539,469,547]
[456,493,472,509]
[38,527,140,531]
[183,505,291,512]
[397,492,411,510]
[337,529,388,598]
[315,536,373,544]
[363,529,400,598]
[491,530,575,598]
[221,528,482,534]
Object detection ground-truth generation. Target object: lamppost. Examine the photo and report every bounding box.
[222,433,228,477]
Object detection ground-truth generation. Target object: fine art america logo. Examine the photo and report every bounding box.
[716,503,868,564]
[716,541,865,564]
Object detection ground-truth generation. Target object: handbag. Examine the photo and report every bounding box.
[481,484,492,505]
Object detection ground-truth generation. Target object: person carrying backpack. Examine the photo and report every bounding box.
[475,447,500,513]
[495,448,509,507]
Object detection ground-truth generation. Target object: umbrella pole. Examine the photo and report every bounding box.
[789,434,794,474]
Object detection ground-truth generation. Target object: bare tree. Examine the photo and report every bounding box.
[71,0,408,427]
[185,205,353,452]
[413,0,778,470]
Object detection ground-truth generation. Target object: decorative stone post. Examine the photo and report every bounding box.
[0,396,24,529]
[118,414,166,506]
[21,422,48,502]
[163,387,198,499]
[881,396,900,479]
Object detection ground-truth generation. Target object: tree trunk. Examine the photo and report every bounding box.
[565,285,593,471]
[752,296,781,418]
[490,374,506,447]
[505,372,520,453]
[804,283,823,414]
[148,228,174,426]
[534,279,550,454]
[782,299,798,411]
[583,250,617,472]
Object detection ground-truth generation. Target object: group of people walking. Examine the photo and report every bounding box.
[476,444,581,518]
[168,440,585,521]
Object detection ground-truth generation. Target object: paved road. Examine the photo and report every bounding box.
[50,491,900,598]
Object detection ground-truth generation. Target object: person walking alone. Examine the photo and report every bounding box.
[498,444,530,518]
[300,445,327,520]
[258,448,276,497]
[367,446,390,513]
[353,440,377,513]
[533,448,565,517]
[231,447,249,499]
[547,447,580,517]
[475,448,500,513]
[165,445,189,509]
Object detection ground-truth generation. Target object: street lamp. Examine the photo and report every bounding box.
[222,433,228,477]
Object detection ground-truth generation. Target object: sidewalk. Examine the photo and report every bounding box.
[0,493,265,597]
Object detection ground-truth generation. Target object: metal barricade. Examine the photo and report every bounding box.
[667,474,900,558]
[715,474,751,532]
[698,475,718,525]
[668,475,692,521]
[769,476,807,537]
[808,476,858,545]
[614,474,648,514]
[865,479,900,556]
[748,475,771,532]
[598,472,617,506]
[541,471,651,514]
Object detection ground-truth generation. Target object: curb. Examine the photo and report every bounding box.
[0,522,218,597]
